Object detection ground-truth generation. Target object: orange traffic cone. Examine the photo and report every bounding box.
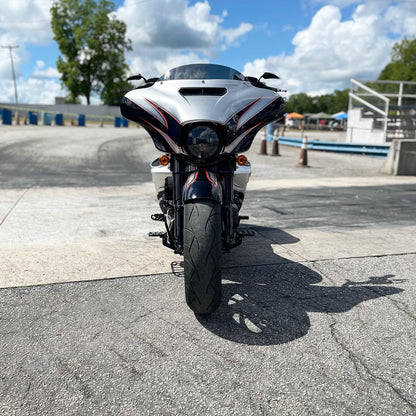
[297,136,309,167]
[271,130,280,156]
[259,130,267,155]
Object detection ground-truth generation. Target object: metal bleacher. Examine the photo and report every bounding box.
[348,79,416,144]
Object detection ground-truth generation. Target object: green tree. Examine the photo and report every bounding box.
[327,89,349,114]
[313,94,331,113]
[51,0,132,105]
[378,37,416,82]
[285,93,317,114]
[285,89,349,115]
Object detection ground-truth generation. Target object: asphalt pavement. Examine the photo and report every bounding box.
[0,125,415,415]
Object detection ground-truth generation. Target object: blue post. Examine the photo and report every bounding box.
[42,112,52,126]
[2,109,12,125]
[78,114,85,126]
[28,111,38,125]
[55,113,64,126]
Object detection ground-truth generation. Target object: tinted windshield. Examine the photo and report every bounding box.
[159,63,245,81]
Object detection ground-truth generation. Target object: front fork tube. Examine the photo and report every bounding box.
[173,158,184,254]
[171,158,234,254]
[222,172,234,252]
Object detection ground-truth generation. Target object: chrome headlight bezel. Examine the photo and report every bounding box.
[182,123,223,160]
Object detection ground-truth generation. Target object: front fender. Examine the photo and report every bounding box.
[183,171,222,203]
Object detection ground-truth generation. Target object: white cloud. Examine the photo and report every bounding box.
[0,0,56,103]
[1,0,253,104]
[0,78,64,105]
[0,45,19,79]
[2,0,415,106]
[184,1,224,47]
[221,23,253,46]
[310,0,391,8]
[0,43,63,105]
[116,0,253,76]
[309,0,416,38]
[384,1,416,37]
[117,0,251,51]
[32,60,60,78]
[0,0,53,46]
[243,1,414,95]
[128,52,209,80]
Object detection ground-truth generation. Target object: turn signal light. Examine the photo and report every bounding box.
[158,154,170,166]
[237,155,248,166]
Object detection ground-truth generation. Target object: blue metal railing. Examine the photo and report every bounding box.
[267,134,390,158]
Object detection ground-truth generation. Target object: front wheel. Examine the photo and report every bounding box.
[183,200,222,314]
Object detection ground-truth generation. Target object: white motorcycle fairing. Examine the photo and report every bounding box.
[121,78,284,155]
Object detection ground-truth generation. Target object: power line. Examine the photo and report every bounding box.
[1,45,19,104]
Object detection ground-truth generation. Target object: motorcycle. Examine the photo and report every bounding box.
[120,63,285,314]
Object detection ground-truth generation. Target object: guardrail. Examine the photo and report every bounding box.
[268,134,390,158]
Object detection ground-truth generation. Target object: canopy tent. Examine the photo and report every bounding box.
[285,112,304,119]
[332,111,348,120]
[309,112,333,120]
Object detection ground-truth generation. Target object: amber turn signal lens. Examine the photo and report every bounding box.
[158,155,170,166]
[236,155,248,166]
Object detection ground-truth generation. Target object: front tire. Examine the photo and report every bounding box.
[183,200,222,314]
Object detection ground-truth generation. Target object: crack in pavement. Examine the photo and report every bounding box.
[0,186,32,228]
[308,261,416,410]
[329,316,416,411]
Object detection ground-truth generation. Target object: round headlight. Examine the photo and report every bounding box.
[186,126,220,159]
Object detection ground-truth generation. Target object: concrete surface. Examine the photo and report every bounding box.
[381,139,416,176]
[0,126,415,415]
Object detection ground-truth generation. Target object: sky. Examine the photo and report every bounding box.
[0,0,415,105]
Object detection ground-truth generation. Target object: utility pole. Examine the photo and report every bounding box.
[1,45,19,104]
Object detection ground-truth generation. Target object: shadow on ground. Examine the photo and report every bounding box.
[197,226,404,345]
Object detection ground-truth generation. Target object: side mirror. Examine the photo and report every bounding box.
[127,74,159,84]
[127,74,145,82]
[259,72,280,81]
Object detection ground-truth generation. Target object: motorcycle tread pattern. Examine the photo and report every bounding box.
[184,200,222,315]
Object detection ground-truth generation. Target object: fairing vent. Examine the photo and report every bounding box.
[179,87,227,96]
